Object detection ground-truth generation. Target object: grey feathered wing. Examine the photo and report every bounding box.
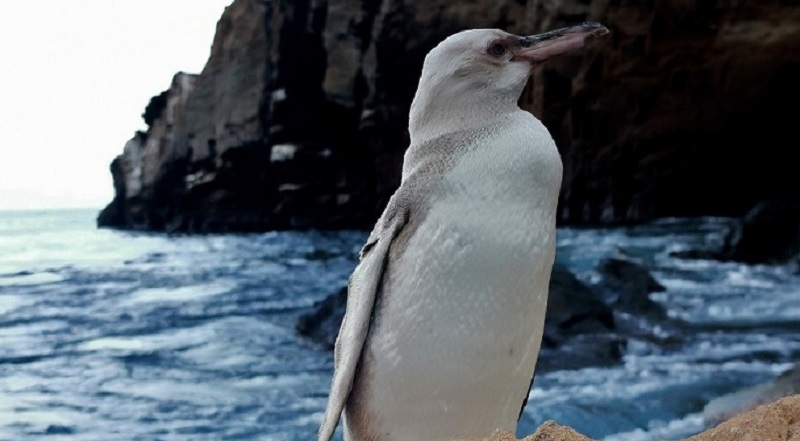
[318,198,408,441]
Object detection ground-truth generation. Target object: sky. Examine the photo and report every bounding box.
[0,1,234,211]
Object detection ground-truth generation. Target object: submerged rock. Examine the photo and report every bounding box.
[546,264,615,337]
[594,258,667,318]
[727,200,800,264]
[100,0,800,232]
[296,286,346,349]
[539,264,621,370]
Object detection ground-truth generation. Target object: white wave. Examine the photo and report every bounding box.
[657,278,707,291]
[726,268,775,289]
[99,378,249,406]
[0,294,31,315]
[0,271,64,287]
[124,281,237,305]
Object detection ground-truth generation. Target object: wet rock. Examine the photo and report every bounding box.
[537,333,624,372]
[545,264,614,343]
[96,155,130,227]
[669,247,727,261]
[545,264,615,340]
[44,425,74,435]
[539,264,621,370]
[703,364,800,426]
[296,286,346,349]
[727,200,800,264]
[100,0,800,233]
[594,258,667,318]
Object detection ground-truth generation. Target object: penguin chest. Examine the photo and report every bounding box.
[381,190,555,366]
[360,193,556,440]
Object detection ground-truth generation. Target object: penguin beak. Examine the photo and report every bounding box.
[512,22,609,65]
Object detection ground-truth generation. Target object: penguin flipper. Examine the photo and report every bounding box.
[318,199,409,441]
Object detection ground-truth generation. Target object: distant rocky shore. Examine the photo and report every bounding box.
[98,0,800,234]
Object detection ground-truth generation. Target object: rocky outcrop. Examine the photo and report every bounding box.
[670,199,800,265]
[100,0,800,232]
[545,265,615,337]
[101,0,375,231]
[726,200,800,264]
[99,73,197,229]
[296,285,346,349]
[594,258,666,317]
[465,395,800,441]
[538,264,621,371]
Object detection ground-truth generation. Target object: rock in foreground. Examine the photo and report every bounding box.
[465,421,592,441]
[465,395,800,441]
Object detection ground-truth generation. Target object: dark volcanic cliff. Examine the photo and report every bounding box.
[99,0,800,232]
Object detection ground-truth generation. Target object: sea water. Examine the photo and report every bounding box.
[0,209,797,441]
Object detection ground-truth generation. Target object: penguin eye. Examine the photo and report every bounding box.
[488,42,507,57]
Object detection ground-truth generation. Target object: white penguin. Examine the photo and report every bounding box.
[319,23,609,441]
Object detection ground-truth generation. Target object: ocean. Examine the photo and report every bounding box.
[0,209,798,440]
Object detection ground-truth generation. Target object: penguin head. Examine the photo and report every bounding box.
[409,24,608,144]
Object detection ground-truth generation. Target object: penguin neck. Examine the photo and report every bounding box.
[408,84,519,146]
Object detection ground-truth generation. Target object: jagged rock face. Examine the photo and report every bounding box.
[99,0,800,232]
[538,0,800,223]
